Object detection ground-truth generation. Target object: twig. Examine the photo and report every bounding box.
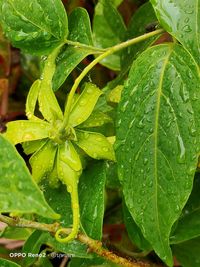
[0,214,162,267]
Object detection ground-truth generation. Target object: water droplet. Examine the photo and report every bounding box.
[137,118,145,129]
[143,158,148,165]
[182,25,192,32]
[121,100,129,112]
[177,135,185,163]
[102,147,109,152]
[179,85,189,102]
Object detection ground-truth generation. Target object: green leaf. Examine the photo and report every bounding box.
[1,226,32,240]
[93,0,126,70]
[4,120,50,145]
[0,135,59,219]
[79,162,106,240]
[116,44,200,266]
[0,258,20,267]
[75,130,115,161]
[53,7,93,91]
[0,0,68,55]
[123,201,152,251]
[23,139,47,155]
[150,0,200,65]
[69,257,119,267]
[172,237,200,267]
[68,83,102,127]
[80,111,112,128]
[121,2,159,70]
[170,173,200,244]
[30,140,57,183]
[25,79,41,121]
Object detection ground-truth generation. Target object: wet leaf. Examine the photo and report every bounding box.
[0,135,59,219]
[4,120,50,145]
[30,140,57,183]
[79,162,106,240]
[150,0,200,65]
[68,83,102,127]
[0,0,68,55]
[53,7,93,91]
[75,130,115,161]
[93,0,126,70]
[116,44,200,266]
[80,111,112,128]
[26,79,41,121]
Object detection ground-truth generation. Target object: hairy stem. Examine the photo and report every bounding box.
[0,214,161,267]
[60,29,164,131]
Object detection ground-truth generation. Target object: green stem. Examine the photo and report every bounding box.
[60,29,164,132]
[65,39,106,53]
[55,181,80,243]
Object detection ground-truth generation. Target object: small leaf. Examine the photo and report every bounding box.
[53,7,93,91]
[0,135,59,219]
[116,44,200,266]
[150,0,200,65]
[170,173,200,244]
[0,258,20,267]
[75,130,115,161]
[1,226,31,240]
[172,237,200,267]
[26,79,41,121]
[59,141,82,172]
[30,140,57,183]
[4,120,50,145]
[93,0,126,70]
[0,0,68,55]
[79,162,106,240]
[79,111,112,128]
[68,83,102,127]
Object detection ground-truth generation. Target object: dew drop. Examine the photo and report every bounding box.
[182,25,192,32]
[177,135,185,163]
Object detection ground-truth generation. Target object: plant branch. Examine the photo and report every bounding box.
[0,214,161,267]
[60,29,164,132]
[65,39,106,53]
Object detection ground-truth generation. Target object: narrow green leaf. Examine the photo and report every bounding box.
[79,162,106,240]
[75,130,115,161]
[93,0,127,70]
[25,79,41,121]
[116,44,200,266]
[68,83,102,127]
[0,135,59,219]
[123,201,152,251]
[121,2,159,70]
[172,237,200,267]
[0,0,68,55]
[53,7,93,91]
[1,226,32,240]
[0,258,20,267]
[150,0,200,65]
[170,173,200,244]
[4,120,50,145]
[30,140,57,183]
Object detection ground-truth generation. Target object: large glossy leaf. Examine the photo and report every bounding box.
[121,2,159,70]
[0,135,59,219]
[53,7,93,91]
[0,259,20,267]
[172,237,200,267]
[170,173,200,244]
[0,0,68,55]
[116,44,200,266]
[150,0,200,65]
[93,0,126,70]
[79,162,106,240]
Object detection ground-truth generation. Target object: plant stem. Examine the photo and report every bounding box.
[60,29,164,132]
[0,214,161,267]
[65,39,106,53]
